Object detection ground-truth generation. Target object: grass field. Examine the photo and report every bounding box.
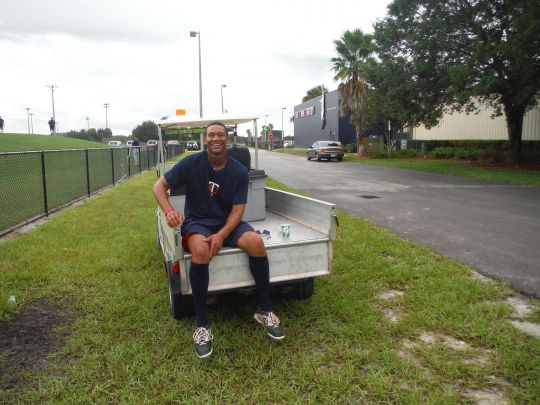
[277,148,540,187]
[1,170,539,403]
[0,147,129,234]
[0,133,107,152]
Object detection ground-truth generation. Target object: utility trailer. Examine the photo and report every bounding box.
[156,116,337,318]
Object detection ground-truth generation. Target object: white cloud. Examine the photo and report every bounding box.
[0,0,391,136]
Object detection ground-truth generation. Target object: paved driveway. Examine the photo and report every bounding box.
[252,149,540,298]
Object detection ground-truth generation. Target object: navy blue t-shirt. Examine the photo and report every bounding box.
[164,151,249,228]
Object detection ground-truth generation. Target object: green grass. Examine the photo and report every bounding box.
[276,148,540,187]
[0,148,129,233]
[0,133,107,152]
[1,172,539,403]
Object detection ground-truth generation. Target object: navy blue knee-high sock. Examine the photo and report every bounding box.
[249,255,272,312]
[189,262,209,327]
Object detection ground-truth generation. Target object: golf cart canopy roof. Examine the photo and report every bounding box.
[157,116,258,129]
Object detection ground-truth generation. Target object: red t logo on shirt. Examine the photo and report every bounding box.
[208,181,220,197]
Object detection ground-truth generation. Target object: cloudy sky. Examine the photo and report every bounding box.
[0,0,391,137]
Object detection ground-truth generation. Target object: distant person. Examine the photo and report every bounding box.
[132,136,140,166]
[0,116,4,133]
[48,117,56,134]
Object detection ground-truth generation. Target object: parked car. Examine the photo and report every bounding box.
[108,140,122,147]
[127,140,134,147]
[166,140,180,146]
[147,140,158,146]
[186,140,199,150]
[306,141,344,162]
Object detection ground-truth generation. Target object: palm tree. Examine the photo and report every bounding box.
[331,29,374,155]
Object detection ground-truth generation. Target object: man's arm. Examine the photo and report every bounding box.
[153,176,183,228]
[205,203,245,259]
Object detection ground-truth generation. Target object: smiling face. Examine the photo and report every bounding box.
[205,123,229,156]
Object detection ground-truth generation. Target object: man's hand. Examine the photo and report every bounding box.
[165,209,183,228]
[204,233,225,259]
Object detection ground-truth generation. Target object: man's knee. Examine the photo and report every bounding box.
[188,236,210,263]
[239,231,266,256]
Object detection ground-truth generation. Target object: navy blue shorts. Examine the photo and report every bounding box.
[181,221,254,252]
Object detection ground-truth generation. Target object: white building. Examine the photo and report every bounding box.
[412,103,540,141]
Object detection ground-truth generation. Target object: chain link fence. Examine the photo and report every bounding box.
[0,144,184,236]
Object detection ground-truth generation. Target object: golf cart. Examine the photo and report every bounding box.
[156,116,337,318]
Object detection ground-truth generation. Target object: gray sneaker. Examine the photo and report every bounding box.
[193,326,213,358]
[254,311,285,340]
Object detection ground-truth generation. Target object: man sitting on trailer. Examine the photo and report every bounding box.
[153,121,284,358]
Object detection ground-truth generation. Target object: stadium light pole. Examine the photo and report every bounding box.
[190,30,203,148]
[46,85,57,134]
[220,84,227,114]
[281,107,287,143]
[25,107,31,134]
[103,103,110,129]
[190,31,203,118]
[85,116,90,131]
[263,114,269,142]
[29,113,34,134]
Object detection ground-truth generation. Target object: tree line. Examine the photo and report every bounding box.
[323,0,539,161]
[65,128,112,143]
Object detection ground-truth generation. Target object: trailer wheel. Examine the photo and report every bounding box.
[337,156,343,162]
[168,288,195,319]
[166,262,195,319]
[283,277,314,300]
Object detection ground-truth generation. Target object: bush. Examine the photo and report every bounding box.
[454,148,477,160]
[478,148,505,164]
[431,147,455,158]
[368,150,389,159]
[345,143,357,153]
[393,149,418,158]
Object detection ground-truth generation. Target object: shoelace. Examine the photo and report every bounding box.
[193,327,213,344]
[261,312,280,327]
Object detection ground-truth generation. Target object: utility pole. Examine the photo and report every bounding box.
[263,114,269,142]
[190,30,203,148]
[281,107,287,146]
[46,85,58,134]
[103,103,110,129]
[29,113,34,134]
[220,84,227,114]
[25,107,31,134]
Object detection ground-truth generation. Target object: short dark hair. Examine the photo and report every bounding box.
[205,121,228,136]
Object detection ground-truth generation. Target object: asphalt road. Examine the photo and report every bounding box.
[252,149,540,298]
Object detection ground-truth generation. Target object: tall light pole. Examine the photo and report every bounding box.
[29,113,34,134]
[190,30,203,148]
[220,84,227,114]
[85,116,90,131]
[25,107,31,134]
[281,107,287,143]
[46,85,57,134]
[190,31,203,118]
[263,114,269,142]
[103,103,110,129]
